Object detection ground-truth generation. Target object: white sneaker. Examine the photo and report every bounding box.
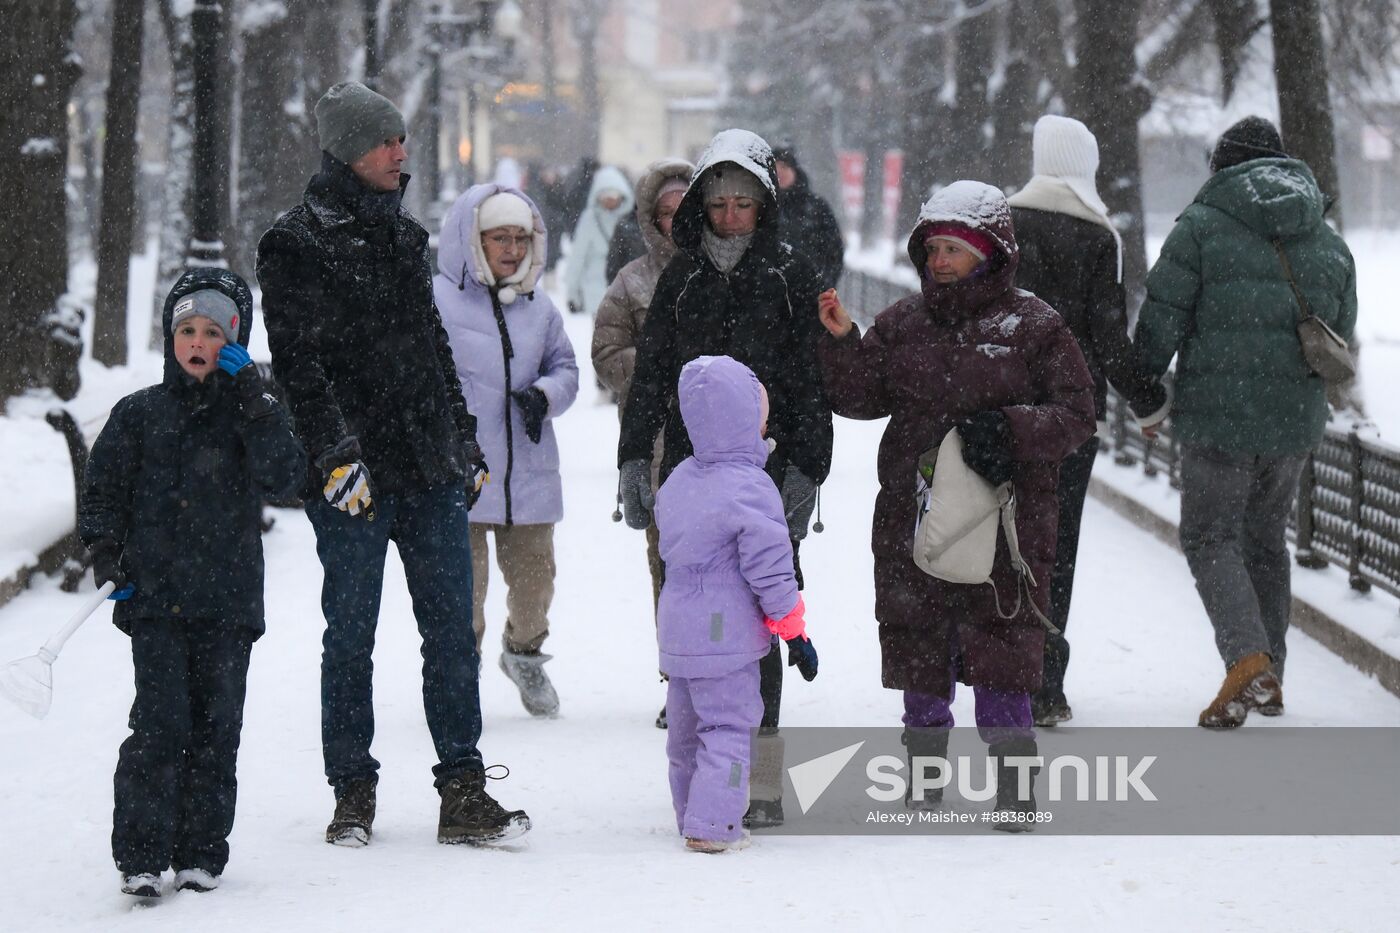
[174,868,220,892]
[120,872,162,898]
[685,831,752,854]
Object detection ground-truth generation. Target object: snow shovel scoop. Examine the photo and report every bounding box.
[0,581,115,719]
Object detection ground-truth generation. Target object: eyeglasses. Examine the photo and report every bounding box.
[485,234,532,249]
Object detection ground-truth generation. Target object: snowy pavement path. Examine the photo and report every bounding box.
[2,310,1397,931]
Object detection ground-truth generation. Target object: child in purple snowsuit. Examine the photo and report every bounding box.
[654,355,818,852]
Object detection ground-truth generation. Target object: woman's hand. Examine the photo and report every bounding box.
[817,288,853,338]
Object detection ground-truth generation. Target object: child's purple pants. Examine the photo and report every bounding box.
[666,662,762,842]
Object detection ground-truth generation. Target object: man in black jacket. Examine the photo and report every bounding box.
[772,143,845,290]
[256,81,528,848]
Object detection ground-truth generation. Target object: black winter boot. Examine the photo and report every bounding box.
[989,737,1040,833]
[438,768,531,844]
[326,776,377,847]
[902,728,950,809]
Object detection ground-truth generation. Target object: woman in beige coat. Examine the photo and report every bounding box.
[591,157,693,729]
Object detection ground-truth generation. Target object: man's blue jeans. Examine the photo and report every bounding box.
[306,482,482,795]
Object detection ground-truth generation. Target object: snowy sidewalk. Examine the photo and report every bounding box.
[2,309,1398,931]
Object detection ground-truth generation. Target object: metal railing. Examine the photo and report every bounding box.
[1103,384,1400,603]
[839,267,1400,609]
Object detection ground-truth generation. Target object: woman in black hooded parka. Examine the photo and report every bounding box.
[616,128,833,828]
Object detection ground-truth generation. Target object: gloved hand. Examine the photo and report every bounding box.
[957,411,1015,486]
[780,465,818,540]
[316,437,375,518]
[619,458,655,530]
[90,539,134,600]
[217,343,253,376]
[222,348,277,422]
[785,635,818,682]
[462,438,490,509]
[512,387,548,444]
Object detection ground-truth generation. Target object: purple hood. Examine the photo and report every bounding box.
[678,355,770,470]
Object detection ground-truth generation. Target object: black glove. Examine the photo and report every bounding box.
[619,459,655,530]
[89,538,127,591]
[462,439,490,509]
[512,387,548,444]
[786,635,819,682]
[230,361,278,423]
[957,411,1015,486]
[780,465,818,541]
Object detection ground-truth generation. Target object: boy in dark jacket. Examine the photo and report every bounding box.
[79,268,305,900]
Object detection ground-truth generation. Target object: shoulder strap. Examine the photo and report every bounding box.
[1272,239,1312,325]
[989,491,1060,634]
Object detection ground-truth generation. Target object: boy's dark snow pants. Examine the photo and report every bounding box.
[113,618,253,877]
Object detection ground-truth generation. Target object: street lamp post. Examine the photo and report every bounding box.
[423,2,521,218]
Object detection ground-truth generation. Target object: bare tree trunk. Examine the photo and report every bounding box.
[1270,0,1342,224]
[1072,0,1153,312]
[0,0,84,401]
[151,0,193,348]
[234,2,319,279]
[990,0,1038,190]
[947,1,996,183]
[186,0,227,267]
[1209,0,1266,101]
[898,22,949,234]
[93,0,146,367]
[363,0,381,89]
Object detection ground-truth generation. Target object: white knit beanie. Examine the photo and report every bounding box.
[1032,115,1109,217]
[477,191,534,233]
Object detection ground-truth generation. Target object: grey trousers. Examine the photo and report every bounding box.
[1178,445,1305,680]
[470,522,556,654]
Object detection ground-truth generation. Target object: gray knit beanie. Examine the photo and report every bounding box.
[170,289,241,343]
[315,81,407,164]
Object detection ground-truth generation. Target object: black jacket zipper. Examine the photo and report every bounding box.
[490,292,515,525]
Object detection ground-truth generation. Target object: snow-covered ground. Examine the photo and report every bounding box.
[2,305,1398,931]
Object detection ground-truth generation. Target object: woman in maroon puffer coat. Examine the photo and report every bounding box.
[818,181,1094,827]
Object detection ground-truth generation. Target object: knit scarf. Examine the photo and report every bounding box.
[701,228,754,275]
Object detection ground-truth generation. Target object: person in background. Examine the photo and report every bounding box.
[435,183,579,719]
[564,166,635,315]
[617,129,831,828]
[605,209,648,286]
[772,142,845,290]
[1007,114,1167,727]
[592,157,694,728]
[531,163,569,275]
[1132,116,1357,729]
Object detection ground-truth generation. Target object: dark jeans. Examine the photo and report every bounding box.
[113,619,253,877]
[307,482,483,796]
[1038,436,1100,703]
[1178,445,1305,679]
